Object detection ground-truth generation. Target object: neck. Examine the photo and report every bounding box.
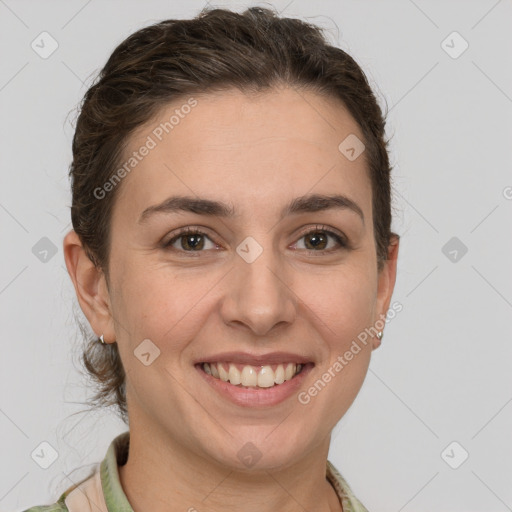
[118,422,343,512]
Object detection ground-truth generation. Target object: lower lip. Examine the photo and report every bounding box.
[195,363,314,408]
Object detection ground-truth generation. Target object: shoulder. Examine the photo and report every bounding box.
[20,431,129,512]
[19,499,68,512]
[20,468,97,512]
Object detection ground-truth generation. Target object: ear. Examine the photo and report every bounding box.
[63,229,116,343]
[372,234,400,350]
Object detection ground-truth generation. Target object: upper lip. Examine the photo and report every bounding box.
[195,351,313,366]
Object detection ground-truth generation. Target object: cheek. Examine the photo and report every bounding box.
[111,261,216,352]
[303,263,377,347]
[301,271,375,421]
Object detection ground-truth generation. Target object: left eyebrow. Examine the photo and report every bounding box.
[137,193,364,225]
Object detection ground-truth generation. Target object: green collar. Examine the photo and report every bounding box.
[100,431,133,511]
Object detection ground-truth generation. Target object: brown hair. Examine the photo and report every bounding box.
[68,6,399,424]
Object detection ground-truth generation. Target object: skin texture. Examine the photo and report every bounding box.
[64,85,399,512]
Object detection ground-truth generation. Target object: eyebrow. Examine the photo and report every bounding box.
[138,193,365,225]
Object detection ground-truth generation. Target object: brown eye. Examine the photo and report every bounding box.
[163,228,217,252]
[177,233,205,251]
[294,226,347,252]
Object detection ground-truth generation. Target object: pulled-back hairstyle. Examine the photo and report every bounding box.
[69,6,398,424]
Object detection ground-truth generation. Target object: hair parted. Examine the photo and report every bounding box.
[68,6,398,424]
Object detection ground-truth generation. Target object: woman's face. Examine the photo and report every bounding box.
[81,86,398,470]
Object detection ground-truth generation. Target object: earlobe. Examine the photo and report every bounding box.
[63,230,116,342]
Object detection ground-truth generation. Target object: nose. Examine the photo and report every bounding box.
[220,240,297,337]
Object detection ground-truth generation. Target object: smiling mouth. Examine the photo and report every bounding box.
[198,362,310,389]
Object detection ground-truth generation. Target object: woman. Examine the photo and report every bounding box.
[24,6,399,512]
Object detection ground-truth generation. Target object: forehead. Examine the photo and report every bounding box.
[112,86,371,225]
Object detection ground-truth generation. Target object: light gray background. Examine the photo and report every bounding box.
[1,1,511,511]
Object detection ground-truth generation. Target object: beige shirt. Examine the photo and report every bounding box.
[23,431,369,512]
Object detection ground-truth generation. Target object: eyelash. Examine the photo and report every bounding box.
[162,224,349,255]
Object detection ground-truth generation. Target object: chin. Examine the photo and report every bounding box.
[200,424,317,473]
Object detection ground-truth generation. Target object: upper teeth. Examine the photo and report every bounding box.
[202,362,303,388]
